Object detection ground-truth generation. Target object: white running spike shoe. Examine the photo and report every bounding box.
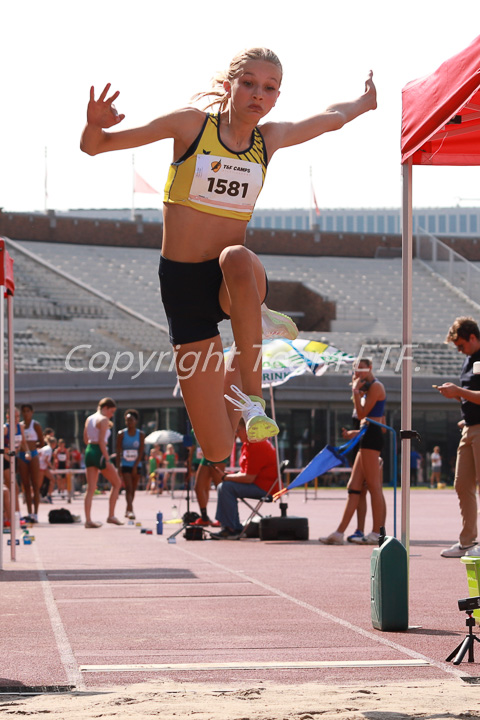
[225,385,279,442]
[261,304,298,341]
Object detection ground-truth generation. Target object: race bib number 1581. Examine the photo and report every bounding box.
[189,155,262,214]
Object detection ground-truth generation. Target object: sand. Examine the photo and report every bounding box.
[1,679,480,719]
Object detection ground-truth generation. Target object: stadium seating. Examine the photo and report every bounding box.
[7,239,473,377]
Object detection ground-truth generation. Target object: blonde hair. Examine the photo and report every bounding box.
[193,47,282,112]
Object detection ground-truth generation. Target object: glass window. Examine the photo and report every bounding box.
[438,215,446,233]
[428,215,436,232]
[357,216,364,232]
[460,214,467,233]
[367,215,375,232]
[387,215,396,233]
[285,216,292,229]
[326,216,334,231]
[264,216,272,228]
[275,216,282,229]
[336,216,344,232]
[470,215,478,233]
[377,216,385,233]
[449,215,457,232]
[295,215,303,230]
[417,215,426,231]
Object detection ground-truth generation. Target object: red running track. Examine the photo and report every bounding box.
[0,485,476,690]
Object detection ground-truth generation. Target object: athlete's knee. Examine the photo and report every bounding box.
[219,246,253,280]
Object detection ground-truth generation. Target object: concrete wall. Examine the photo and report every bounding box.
[2,209,480,259]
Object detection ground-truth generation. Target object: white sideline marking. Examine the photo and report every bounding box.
[81,659,430,673]
[33,544,85,690]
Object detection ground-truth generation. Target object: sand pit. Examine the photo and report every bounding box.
[1,678,480,719]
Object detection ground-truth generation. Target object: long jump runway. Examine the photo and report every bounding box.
[0,487,477,690]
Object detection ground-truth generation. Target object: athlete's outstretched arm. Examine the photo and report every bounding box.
[80,84,203,156]
[263,71,377,155]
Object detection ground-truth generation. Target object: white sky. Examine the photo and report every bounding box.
[2,1,480,214]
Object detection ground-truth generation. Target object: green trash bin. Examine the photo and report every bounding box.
[460,556,480,624]
[371,534,409,632]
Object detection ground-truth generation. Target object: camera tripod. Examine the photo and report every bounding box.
[446,611,480,665]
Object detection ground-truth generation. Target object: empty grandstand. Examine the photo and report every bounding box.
[12,238,472,377]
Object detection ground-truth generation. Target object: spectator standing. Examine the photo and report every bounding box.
[39,436,57,503]
[4,407,28,519]
[53,439,71,500]
[116,409,145,520]
[193,458,227,527]
[438,317,480,557]
[148,444,164,494]
[410,448,423,487]
[319,358,387,545]
[18,404,44,523]
[340,410,368,543]
[83,397,123,529]
[70,445,82,469]
[430,446,442,489]
[163,443,178,493]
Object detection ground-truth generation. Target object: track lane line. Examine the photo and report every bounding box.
[33,543,85,690]
[174,544,465,680]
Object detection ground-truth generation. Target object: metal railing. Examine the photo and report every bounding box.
[416,228,480,309]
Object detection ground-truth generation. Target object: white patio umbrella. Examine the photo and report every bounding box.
[144,429,184,446]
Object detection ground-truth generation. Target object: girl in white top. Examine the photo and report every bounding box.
[83,397,123,529]
[430,446,442,488]
[19,404,44,522]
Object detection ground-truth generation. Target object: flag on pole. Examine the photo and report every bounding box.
[311,183,320,217]
[259,338,356,388]
[134,171,160,195]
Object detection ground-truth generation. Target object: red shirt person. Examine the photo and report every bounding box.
[211,419,278,539]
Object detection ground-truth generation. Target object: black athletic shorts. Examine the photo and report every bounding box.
[159,254,268,346]
[360,422,384,452]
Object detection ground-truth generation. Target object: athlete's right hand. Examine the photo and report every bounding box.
[87,84,125,128]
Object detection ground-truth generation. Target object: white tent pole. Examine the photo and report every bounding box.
[401,159,413,565]
[0,282,4,571]
[7,294,16,561]
[131,154,135,222]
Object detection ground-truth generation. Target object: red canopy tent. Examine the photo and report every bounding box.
[400,36,480,563]
[0,238,16,568]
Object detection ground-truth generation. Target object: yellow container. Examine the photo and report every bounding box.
[460,556,480,623]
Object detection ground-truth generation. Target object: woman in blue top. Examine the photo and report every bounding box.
[320,358,387,546]
[116,409,145,520]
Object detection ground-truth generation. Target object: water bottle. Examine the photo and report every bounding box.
[156,512,163,535]
[171,505,178,519]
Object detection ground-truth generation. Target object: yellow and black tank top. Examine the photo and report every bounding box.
[164,112,268,221]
